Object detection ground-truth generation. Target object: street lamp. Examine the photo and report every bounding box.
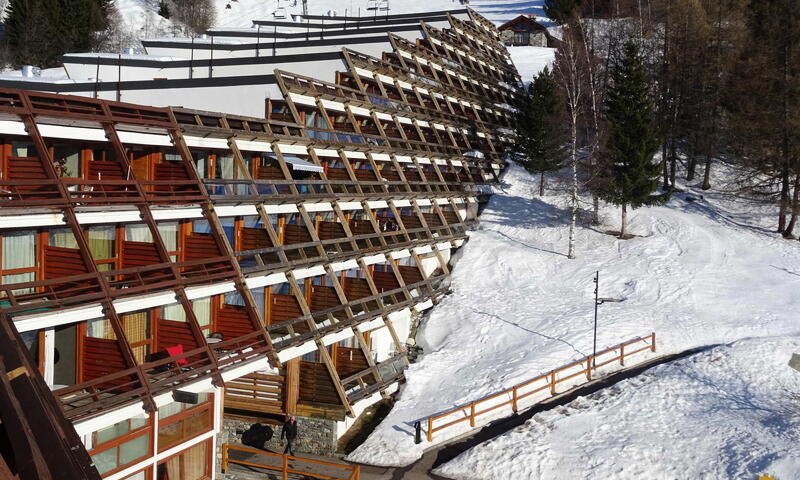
[592,271,623,367]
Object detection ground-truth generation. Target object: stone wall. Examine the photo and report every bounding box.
[216,415,338,462]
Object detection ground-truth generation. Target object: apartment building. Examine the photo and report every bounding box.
[0,8,519,480]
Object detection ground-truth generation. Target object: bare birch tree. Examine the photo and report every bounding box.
[554,22,586,259]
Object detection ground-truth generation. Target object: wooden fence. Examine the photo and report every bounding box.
[221,444,360,480]
[426,333,657,441]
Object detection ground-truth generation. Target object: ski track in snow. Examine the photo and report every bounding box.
[346,162,800,472]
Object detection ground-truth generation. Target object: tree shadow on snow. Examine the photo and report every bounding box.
[488,230,569,257]
[485,195,573,230]
[669,194,778,238]
[471,309,585,357]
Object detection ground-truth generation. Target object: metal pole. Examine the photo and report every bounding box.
[189,36,195,78]
[592,270,599,367]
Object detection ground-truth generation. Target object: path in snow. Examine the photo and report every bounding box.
[346,162,800,468]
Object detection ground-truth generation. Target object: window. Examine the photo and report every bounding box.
[0,230,37,292]
[125,224,153,243]
[219,217,235,247]
[52,144,82,178]
[156,222,180,261]
[192,297,212,331]
[160,303,186,322]
[48,228,79,249]
[301,349,319,362]
[11,140,34,157]
[121,469,150,480]
[192,151,211,179]
[191,220,212,235]
[157,394,213,452]
[88,225,117,271]
[157,440,210,480]
[215,154,235,179]
[164,152,182,162]
[122,310,153,363]
[87,318,116,340]
[89,416,151,476]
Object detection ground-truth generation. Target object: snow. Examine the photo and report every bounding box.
[435,336,800,479]
[507,45,555,82]
[108,0,548,44]
[346,161,800,469]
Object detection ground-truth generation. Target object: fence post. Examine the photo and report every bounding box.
[550,371,556,395]
[282,453,288,480]
[469,403,476,427]
[586,358,592,380]
[620,343,625,366]
[427,417,433,442]
[512,387,518,413]
[651,332,656,352]
[221,444,228,473]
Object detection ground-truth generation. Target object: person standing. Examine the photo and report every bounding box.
[281,415,298,456]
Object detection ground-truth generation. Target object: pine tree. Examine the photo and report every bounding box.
[514,67,568,196]
[544,0,581,25]
[6,0,51,67]
[6,0,109,67]
[602,41,667,237]
[158,0,170,18]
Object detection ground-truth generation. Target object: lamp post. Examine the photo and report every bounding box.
[592,271,623,367]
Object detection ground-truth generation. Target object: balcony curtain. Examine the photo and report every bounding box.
[2,230,36,288]
[215,154,235,179]
[183,440,207,479]
[160,303,186,322]
[122,311,150,363]
[192,297,211,328]
[48,228,79,249]
[157,222,179,257]
[87,318,116,340]
[124,224,152,243]
[88,226,115,260]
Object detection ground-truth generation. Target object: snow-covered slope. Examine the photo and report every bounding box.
[111,0,548,42]
[435,336,800,479]
[345,161,800,468]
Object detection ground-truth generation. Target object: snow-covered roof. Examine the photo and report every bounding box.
[61,53,181,62]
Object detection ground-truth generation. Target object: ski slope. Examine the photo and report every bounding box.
[435,336,800,479]
[345,161,800,469]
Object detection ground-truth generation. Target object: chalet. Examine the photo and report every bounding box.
[498,14,557,47]
[0,7,518,480]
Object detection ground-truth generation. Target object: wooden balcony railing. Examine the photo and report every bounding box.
[202,178,478,203]
[0,273,105,316]
[267,276,446,350]
[54,331,273,423]
[224,371,285,415]
[341,352,408,403]
[0,179,65,207]
[236,221,469,275]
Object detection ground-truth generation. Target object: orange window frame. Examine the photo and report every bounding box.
[88,417,153,478]
[157,394,214,453]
